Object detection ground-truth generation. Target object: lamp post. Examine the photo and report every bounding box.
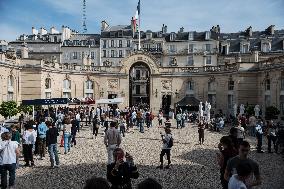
[155,89,158,98]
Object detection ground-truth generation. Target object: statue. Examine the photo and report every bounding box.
[233,104,237,118]
[254,105,260,117]
[199,102,203,121]
[207,102,211,122]
[240,104,245,115]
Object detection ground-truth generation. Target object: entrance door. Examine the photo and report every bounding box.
[129,62,150,109]
[162,95,171,116]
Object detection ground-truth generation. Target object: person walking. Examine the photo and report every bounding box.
[176,112,182,129]
[11,125,20,144]
[45,121,60,168]
[119,116,126,137]
[75,112,81,132]
[22,122,37,166]
[266,121,277,153]
[255,120,264,153]
[0,132,20,189]
[157,127,173,169]
[198,121,205,145]
[37,118,48,159]
[71,118,77,146]
[63,118,72,154]
[92,114,99,139]
[104,122,121,165]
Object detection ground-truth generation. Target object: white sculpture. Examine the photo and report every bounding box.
[240,104,245,115]
[254,105,260,117]
[233,104,238,118]
[207,102,211,122]
[199,102,204,120]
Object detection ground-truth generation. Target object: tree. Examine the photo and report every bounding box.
[245,105,255,116]
[265,106,280,120]
[0,101,18,119]
[18,104,33,115]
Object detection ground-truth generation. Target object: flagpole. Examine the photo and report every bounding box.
[138,0,141,51]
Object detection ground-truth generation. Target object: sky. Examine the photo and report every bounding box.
[0,0,283,41]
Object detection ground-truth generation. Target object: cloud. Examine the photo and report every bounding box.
[0,24,29,42]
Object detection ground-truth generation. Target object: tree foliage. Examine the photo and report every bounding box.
[265,106,280,120]
[0,101,18,119]
[18,104,33,114]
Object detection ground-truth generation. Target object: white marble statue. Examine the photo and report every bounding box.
[233,104,238,118]
[254,105,260,117]
[199,102,204,120]
[240,104,245,115]
[207,102,211,122]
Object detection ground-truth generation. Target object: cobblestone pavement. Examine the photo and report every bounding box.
[15,120,284,189]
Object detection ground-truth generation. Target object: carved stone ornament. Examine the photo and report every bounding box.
[103,60,112,67]
[108,79,118,89]
[161,80,172,91]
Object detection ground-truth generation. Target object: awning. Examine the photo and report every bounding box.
[67,98,81,105]
[22,98,68,105]
[176,96,200,107]
[96,98,124,105]
[80,97,96,105]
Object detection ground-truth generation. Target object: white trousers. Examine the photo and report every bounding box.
[107,144,117,164]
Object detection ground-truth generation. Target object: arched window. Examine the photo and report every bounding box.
[63,79,71,90]
[45,78,51,89]
[8,75,14,87]
[85,80,93,90]
[228,80,234,91]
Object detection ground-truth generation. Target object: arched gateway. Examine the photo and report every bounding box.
[120,52,160,110]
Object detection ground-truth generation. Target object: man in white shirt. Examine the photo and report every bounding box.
[76,112,81,132]
[0,132,20,188]
[228,162,253,189]
[255,121,264,153]
[104,122,121,164]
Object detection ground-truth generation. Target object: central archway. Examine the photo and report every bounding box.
[129,62,151,109]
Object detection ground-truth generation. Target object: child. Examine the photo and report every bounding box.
[228,162,252,189]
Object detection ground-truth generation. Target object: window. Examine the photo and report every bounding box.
[136,85,140,94]
[188,81,194,90]
[265,79,270,91]
[188,44,194,53]
[170,33,175,41]
[205,31,211,40]
[111,40,114,47]
[103,50,106,58]
[169,57,176,65]
[85,80,93,90]
[228,94,234,109]
[119,50,123,58]
[280,95,284,115]
[156,43,162,51]
[208,81,216,91]
[45,78,51,89]
[265,95,271,107]
[208,94,216,108]
[63,79,71,90]
[127,40,131,47]
[119,40,122,48]
[242,44,249,53]
[103,40,107,48]
[8,75,13,87]
[188,56,194,66]
[7,92,13,101]
[91,52,95,59]
[228,80,234,91]
[111,50,115,57]
[188,32,194,40]
[262,43,270,52]
[85,93,93,98]
[63,92,71,98]
[205,44,211,52]
[45,92,51,99]
[206,56,212,65]
[73,52,78,59]
[169,45,176,53]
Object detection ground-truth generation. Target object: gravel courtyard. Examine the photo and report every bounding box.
[15,120,284,189]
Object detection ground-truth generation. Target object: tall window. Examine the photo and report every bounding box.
[85,80,93,90]
[119,40,123,48]
[85,93,93,98]
[228,80,234,91]
[127,40,131,47]
[206,56,212,65]
[8,75,14,87]
[188,81,194,91]
[262,43,270,52]
[103,40,107,48]
[45,92,51,99]
[208,94,216,108]
[111,50,115,57]
[242,44,249,53]
[205,44,211,52]
[63,92,71,98]
[188,44,194,53]
[208,81,216,91]
[169,45,176,53]
[119,50,123,58]
[228,94,234,110]
[73,52,78,59]
[111,40,114,47]
[63,79,71,90]
[103,50,106,58]
[45,78,51,89]
[91,52,95,59]
[7,92,13,101]
[188,56,194,66]
[265,95,271,107]
[265,79,270,91]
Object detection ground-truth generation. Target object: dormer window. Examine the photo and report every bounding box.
[205,31,211,40]
[170,32,176,41]
[262,42,271,52]
[240,42,250,53]
[146,33,152,40]
[188,32,194,41]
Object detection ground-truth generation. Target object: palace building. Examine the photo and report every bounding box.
[1,22,284,117]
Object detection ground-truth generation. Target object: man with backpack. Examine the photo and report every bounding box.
[157,127,173,169]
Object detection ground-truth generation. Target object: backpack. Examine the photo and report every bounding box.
[168,136,173,148]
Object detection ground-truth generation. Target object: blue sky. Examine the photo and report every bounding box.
[0,0,283,41]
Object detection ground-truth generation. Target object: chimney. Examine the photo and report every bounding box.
[179,27,184,33]
[101,20,109,32]
[39,27,47,35]
[162,24,168,34]
[50,27,59,34]
[216,25,220,33]
[246,26,252,37]
[21,43,29,59]
[266,25,275,35]
[32,27,38,35]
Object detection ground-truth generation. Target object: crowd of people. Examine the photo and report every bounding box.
[0,105,283,188]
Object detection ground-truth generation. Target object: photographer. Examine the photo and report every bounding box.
[107,148,139,189]
[157,128,173,169]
